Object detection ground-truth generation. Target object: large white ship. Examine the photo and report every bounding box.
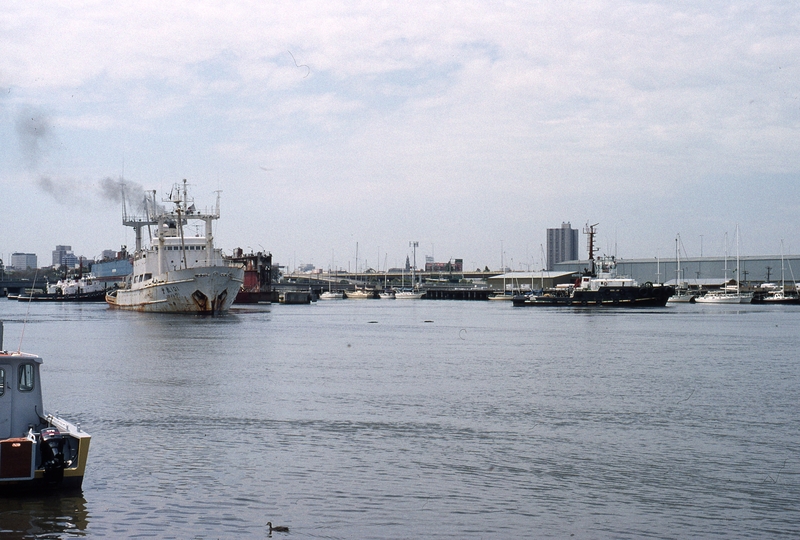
[106,180,244,314]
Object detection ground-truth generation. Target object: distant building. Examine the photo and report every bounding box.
[11,252,38,270]
[546,222,579,270]
[52,245,73,267]
[425,259,463,272]
[62,253,79,269]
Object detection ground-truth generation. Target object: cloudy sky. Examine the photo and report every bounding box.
[2,1,799,272]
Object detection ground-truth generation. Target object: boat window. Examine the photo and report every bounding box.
[18,363,35,392]
[0,368,4,396]
[144,273,152,280]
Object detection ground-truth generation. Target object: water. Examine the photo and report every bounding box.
[1,298,799,539]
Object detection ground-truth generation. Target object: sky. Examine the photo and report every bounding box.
[2,1,799,273]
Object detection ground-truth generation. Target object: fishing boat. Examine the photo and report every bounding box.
[513,224,674,307]
[0,322,91,493]
[105,180,244,314]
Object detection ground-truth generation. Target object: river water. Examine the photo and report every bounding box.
[0,298,798,539]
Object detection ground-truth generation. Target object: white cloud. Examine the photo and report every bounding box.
[1,0,799,268]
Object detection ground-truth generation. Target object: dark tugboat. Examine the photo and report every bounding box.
[513,223,674,307]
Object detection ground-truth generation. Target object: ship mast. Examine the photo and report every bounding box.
[584,223,599,275]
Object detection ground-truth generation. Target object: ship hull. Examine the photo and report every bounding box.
[106,266,244,314]
[513,285,674,307]
[17,290,108,302]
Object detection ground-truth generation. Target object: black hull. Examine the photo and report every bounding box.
[234,290,278,304]
[513,285,674,307]
[16,290,108,302]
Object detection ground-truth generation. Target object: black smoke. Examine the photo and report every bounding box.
[15,106,52,169]
[98,176,149,213]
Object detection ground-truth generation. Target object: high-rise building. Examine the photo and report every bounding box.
[546,222,579,270]
[52,245,73,267]
[11,252,38,270]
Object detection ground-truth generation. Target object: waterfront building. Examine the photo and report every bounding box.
[546,222,579,270]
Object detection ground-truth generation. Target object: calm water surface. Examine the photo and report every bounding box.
[0,298,798,538]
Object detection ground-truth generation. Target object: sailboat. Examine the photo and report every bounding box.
[668,235,695,303]
[489,247,513,300]
[345,243,375,299]
[319,253,345,300]
[396,241,424,299]
[752,241,800,304]
[695,226,752,304]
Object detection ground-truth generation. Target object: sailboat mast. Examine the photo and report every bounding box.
[409,241,418,289]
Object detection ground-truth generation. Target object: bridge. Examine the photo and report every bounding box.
[0,278,49,295]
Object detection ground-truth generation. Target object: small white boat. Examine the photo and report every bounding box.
[694,290,751,304]
[346,289,374,299]
[395,290,424,299]
[319,290,345,300]
[395,241,424,299]
[667,236,697,303]
[379,291,396,299]
[694,226,751,304]
[0,322,91,494]
[667,288,696,303]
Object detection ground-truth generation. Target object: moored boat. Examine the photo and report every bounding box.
[694,226,751,304]
[18,274,108,303]
[0,322,91,494]
[394,289,424,299]
[105,180,244,314]
[513,224,674,307]
[345,289,375,299]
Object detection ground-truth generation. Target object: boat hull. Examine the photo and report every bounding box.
[106,266,244,314]
[395,291,424,299]
[694,293,751,304]
[513,285,674,307]
[17,289,108,302]
[0,414,91,496]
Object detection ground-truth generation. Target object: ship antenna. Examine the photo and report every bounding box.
[583,222,599,274]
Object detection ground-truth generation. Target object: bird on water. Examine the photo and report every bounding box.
[267,522,289,533]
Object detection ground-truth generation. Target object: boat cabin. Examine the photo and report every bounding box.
[0,330,90,492]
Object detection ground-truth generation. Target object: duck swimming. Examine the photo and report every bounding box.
[267,522,289,533]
